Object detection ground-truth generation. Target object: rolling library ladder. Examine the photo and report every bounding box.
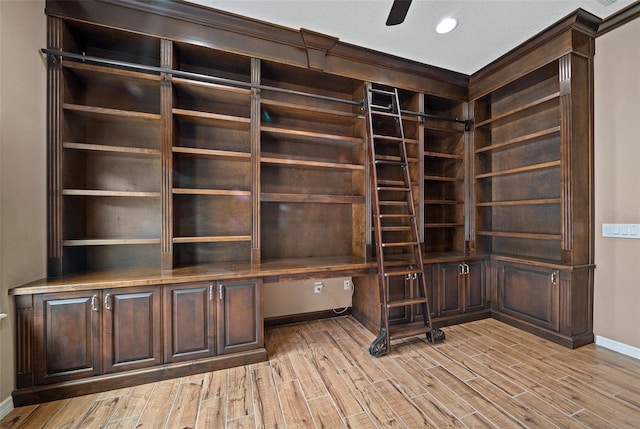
[365,83,445,356]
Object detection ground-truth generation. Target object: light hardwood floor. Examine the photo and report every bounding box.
[2,317,640,428]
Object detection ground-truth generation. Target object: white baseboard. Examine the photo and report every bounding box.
[0,395,13,420]
[595,335,640,360]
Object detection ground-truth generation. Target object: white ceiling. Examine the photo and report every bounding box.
[187,0,635,75]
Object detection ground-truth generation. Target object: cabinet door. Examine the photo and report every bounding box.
[164,282,216,362]
[34,291,101,385]
[415,265,437,321]
[498,262,559,332]
[439,263,463,316]
[464,260,486,312]
[102,286,162,373]
[217,279,263,355]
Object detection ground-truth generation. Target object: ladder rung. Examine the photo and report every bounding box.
[375,159,405,167]
[383,268,422,277]
[372,110,400,118]
[370,88,396,96]
[381,241,420,247]
[387,298,428,309]
[379,201,409,206]
[377,187,410,192]
[379,214,414,218]
[388,323,431,341]
[380,226,411,232]
[377,179,405,186]
[373,134,403,142]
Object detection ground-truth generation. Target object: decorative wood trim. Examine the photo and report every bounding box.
[559,55,573,258]
[161,39,173,270]
[597,1,640,36]
[470,9,600,100]
[299,28,338,71]
[264,309,352,327]
[12,348,268,407]
[44,0,468,98]
[47,16,64,277]
[15,296,34,389]
[251,57,261,264]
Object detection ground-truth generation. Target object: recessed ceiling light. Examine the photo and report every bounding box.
[436,17,458,34]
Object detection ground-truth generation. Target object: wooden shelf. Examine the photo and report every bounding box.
[64,103,161,121]
[424,175,459,182]
[476,198,561,207]
[63,238,161,246]
[173,235,251,244]
[425,223,465,228]
[63,61,160,84]
[63,189,161,197]
[173,188,251,196]
[261,126,362,147]
[173,146,250,160]
[424,151,463,160]
[476,231,561,240]
[475,127,561,154]
[261,156,363,171]
[173,108,250,129]
[475,93,560,128]
[63,142,161,156]
[425,199,464,205]
[172,77,250,98]
[475,160,560,179]
[261,193,364,204]
[261,99,363,125]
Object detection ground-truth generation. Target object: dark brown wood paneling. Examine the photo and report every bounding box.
[498,262,559,332]
[164,282,216,362]
[102,286,162,373]
[217,278,263,354]
[439,262,463,316]
[34,291,101,385]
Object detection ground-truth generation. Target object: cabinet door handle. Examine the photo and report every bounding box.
[218,284,224,300]
[550,272,557,285]
[91,294,99,312]
[464,263,470,275]
[104,293,112,311]
[209,282,214,301]
[459,263,464,275]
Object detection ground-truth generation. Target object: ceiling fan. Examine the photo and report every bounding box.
[386,0,412,26]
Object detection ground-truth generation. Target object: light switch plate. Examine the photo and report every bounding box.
[602,224,640,239]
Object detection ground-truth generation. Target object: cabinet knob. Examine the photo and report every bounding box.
[104,293,112,311]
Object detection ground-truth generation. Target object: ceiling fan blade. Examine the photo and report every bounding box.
[386,0,412,26]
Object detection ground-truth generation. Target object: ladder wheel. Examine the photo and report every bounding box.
[427,327,446,343]
[369,328,389,357]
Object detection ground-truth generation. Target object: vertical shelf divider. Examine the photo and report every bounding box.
[161,39,174,271]
[251,58,261,264]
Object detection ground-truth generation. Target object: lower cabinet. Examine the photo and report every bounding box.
[163,282,217,362]
[436,259,487,317]
[352,257,488,333]
[217,278,263,354]
[492,259,594,348]
[33,290,101,385]
[33,286,162,385]
[14,277,265,405]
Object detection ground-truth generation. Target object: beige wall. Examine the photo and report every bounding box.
[594,16,640,351]
[0,0,47,405]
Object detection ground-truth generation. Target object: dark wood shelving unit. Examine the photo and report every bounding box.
[9,0,599,406]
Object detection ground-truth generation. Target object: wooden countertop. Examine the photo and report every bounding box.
[10,252,487,295]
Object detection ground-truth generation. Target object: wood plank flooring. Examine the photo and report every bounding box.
[2,317,640,428]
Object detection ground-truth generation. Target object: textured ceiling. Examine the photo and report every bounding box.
[187,0,635,75]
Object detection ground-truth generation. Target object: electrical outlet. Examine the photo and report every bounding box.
[314,282,323,294]
[344,279,351,290]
